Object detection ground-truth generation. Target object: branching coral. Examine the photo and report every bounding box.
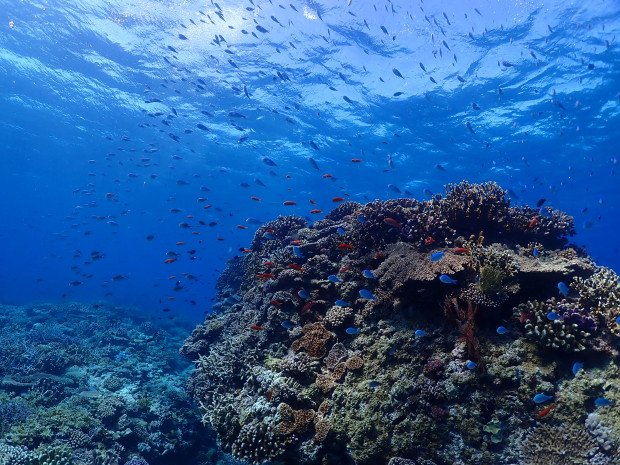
[521,423,605,465]
[231,421,286,464]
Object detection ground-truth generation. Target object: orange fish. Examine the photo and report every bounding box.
[264,261,274,266]
[192,231,200,235]
[529,217,537,228]
[250,325,265,331]
[164,258,177,264]
[383,218,401,228]
[168,276,176,279]
[242,249,252,254]
[339,266,350,273]
[286,174,291,178]
[536,404,555,419]
[217,237,225,241]
[283,201,297,206]
[186,215,194,218]
[251,196,261,201]
[322,174,333,178]
[176,242,185,245]
[309,199,317,205]
[310,209,323,214]
[351,158,362,163]
[332,197,345,202]
[203,204,212,209]
[271,299,283,306]
[236,225,248,229]
[290,240,303,245]
[301,301,315,313]
[337,243,354,249]
[168,297,175,300]
[288,264,303,271]
[424,236,435,245]
[454,247,469,254]
[266,389,274,401]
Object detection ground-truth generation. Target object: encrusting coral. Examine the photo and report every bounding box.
[182,181,619,465]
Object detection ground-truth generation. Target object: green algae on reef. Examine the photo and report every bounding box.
[182,182,620,465]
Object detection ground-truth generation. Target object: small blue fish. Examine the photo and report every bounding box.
[359,289,376,300]
[572,362,583,376]
[546,311,560,321]
[533,248,540,258]
[335,300,350,307]
[616,315,620,325]
[594,397,612,407]
[345,327,359,335]
[368,380,381,388]
[496,326,509,335]
[263,232,275,240]
[357,215,367,224]
[430,252,445,262]
[439,275,457,284]
[328,275,342,283]
[337,227,346,235]
[558,282,569,297]
[281,320,294,329]
[466,361,477,370]
[246,217,263,225]
[298,289,310,299]
[415,329,427,337]
[293,246,305,259]
[533,393,553,403]
[363,269,375,279]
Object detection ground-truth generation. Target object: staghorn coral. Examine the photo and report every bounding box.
[231,420,286,464]
[520,423,608,465]
[291,323,331,360]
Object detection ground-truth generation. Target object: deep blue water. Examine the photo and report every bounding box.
[1,0,619,323]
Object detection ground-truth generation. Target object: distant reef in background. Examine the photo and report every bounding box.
[181,181,620,465]
[0,302,215,465]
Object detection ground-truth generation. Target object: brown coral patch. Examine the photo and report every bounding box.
[345,355,364,370]
[291,322,331,360]
[376,242,470,289]
[277,403,316,435]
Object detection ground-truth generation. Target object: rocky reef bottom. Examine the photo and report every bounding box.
[0,301,223,465]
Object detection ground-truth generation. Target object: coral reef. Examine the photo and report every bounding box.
[0,302,211,465]
[182,182,618,465]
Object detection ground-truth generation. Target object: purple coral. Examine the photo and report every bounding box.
[557,301,596,333]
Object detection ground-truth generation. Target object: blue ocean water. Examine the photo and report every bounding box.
[1,0,619,324]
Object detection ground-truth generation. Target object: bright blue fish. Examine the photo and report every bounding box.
[335,300,350,307]
[466,361,477,370]
[546,311,560,321]
[616,315,620,325]
[298,289,310,299]
[293,246,305,259]
[359,289,376,300]
[363,269,375,279]
[572,362,583,376]
[345,327,359,335]
[496,326,509,335]
[533,248,540,258]
[246,217,263,225]
[387,183,401,194]
[430,252,445,262]
[558,282,569,297]
[357,215,367,224]
[533,393,553,403]
[414,329,427,337]
[263,232,275,240]
[337,227,346,235]
[328,275,342,283]
[368,380,381,388]
[439,275,457,284]
[594,397,612,407]
[281,320,294,329]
